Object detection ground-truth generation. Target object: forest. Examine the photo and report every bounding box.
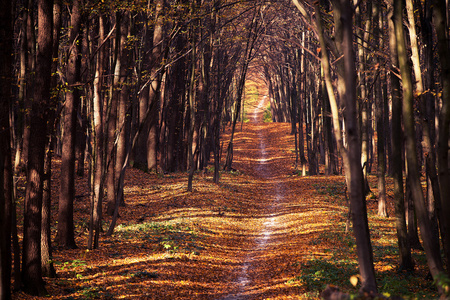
[1,0,450,299]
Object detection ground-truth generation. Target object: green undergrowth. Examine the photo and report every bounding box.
[115,221,204,256]
[289,203,439,299]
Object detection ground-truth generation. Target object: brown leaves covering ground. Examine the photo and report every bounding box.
[12,94,436,299]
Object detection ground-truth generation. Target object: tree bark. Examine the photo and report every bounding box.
[88,14,106,250]
[433,0,450,274]
[313,1,377,291]
[395,0,445,285]
[0,0,13,297]
[147,0,165,171]
[58,0,82,249]
[386,0,414,271]
[22,0,53,295]
[335,0,377,292]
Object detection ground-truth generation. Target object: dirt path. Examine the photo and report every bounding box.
[218,97,318,299]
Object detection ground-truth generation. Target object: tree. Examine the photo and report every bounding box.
[22,0,53,295]
[41,0,62,277]
[0,0,13,298]
[333,0,377,292]
[294,0,378,292]
[394,0,445,289]
[58,0,82,249]
[386,0,413,271]
[433,0,450,274]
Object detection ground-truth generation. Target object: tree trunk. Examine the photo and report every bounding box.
[313,1,377,291]
[395,0,445,286]
[88,14,106,250]
[22,0,36,171]
[386,0,414,271]
[147,0,165,172]
[433,0,450,274]
[22,0,53,295]
[114,11,131,210]
[0,0,13,297]
[336,0,377,292]
[58,0,82,249]
[373,2,387,217]
[41,0,61,278]
[106,13,120,216]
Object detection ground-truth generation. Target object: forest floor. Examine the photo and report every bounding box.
[13,88,438,299]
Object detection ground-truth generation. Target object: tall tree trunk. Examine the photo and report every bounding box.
[314,1,377,291]
[22,0,36,170]
[187,22,197,192]
[387,0,414,271]
[88,14,106,250]
[356,3,371,196]
[41,0,61,278]
[0,0,13,297]
[58,0,82,249]
[374,2,388,217]
[335,0,377,292]
[395,0,445,286]
[147,0,165,171]
[106,13,120,216]
[114,11,131,210]
[433,0,450,274]
[22,0,53,295]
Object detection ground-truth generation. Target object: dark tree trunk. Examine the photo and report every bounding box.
[58,0,82,249]
[22,0,53,295]
[433,0,450,274]
[0,0,13,297]
[395,0,445,285]
[41,0,61,278]
[332,0,378,292]
[147,0,165,172]
[113,11,131,211]
[106,13,120,216]
[387,0,414,271]
[22,0,36,171]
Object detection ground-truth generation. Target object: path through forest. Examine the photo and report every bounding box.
[15,91,356,299]
[217,94,341,299]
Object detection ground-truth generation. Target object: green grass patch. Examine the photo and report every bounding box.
[115,221,203,256]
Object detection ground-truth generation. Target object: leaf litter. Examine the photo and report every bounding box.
[13,93,438,299]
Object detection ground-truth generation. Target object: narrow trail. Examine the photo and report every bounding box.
[219,96,309,299]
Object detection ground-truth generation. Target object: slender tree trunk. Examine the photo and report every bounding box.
[0,0,13,297]
[58,0,82,249]
[387,0,414,271]
[433,0,450,274]
[41,0,61,278]
[395,0,445,285]
[22,0,36,170]
[114,11,131,210]
[314,2,377,291]
[22,0,53,295]
[147,0,165,171]
[187,23,197,192]
[88,14,106,250]
[106,13,120,216]
[336,0,377,292]
[373,2,387,217]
